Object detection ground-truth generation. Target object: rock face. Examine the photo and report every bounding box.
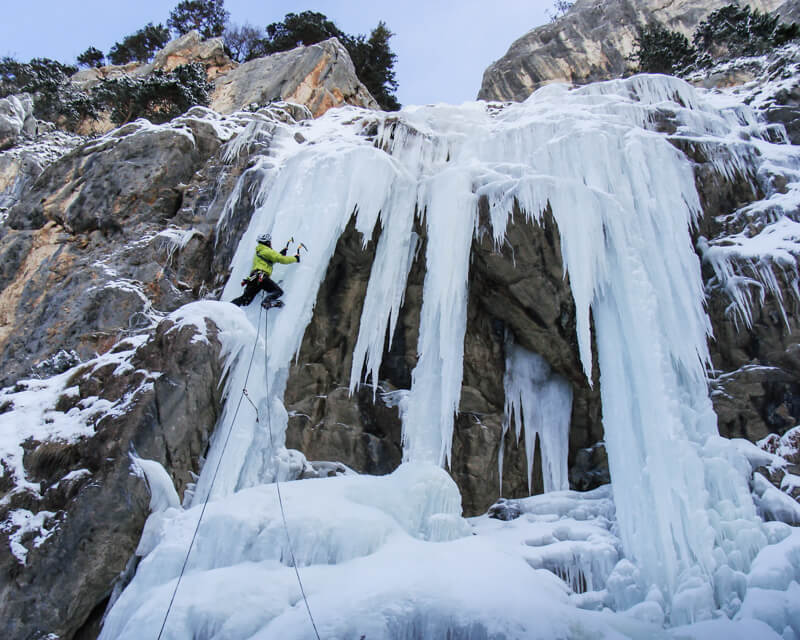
[0,315,226,640]
[151,31,234,79]
[70,33,377,135]
[700,211,800,445]
[210,37,378,116]
[0,129,83,218]
[478,0,785,102]
[0,103,310,640]
[0,116,216,385]
[71,31,235,92]
[0,103,299,387]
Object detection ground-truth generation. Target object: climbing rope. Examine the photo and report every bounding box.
[157,304,265,639]
[257,304,322,640]
[157,296,320,640]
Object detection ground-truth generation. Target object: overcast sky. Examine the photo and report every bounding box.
[0,1,552,106]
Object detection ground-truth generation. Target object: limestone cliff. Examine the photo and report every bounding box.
[478,0,786,102]
[211,37,379,117]
[70,32,377,135]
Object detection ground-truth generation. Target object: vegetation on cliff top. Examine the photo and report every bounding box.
[0,0,400,132]
[633,3,800,75]
[93,63,212,125]
[222,10,399,111]
[88,1,401,111]
[0,57,96,126]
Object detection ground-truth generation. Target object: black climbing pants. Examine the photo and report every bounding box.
[232,271,283,307]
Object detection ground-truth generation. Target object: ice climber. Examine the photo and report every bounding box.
[232,233,299,309]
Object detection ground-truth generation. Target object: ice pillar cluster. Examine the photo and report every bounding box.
[215,76,776,603]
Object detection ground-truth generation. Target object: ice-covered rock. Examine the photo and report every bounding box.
[0,94,35,150]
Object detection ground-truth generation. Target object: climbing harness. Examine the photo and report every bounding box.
[157,295,320,640]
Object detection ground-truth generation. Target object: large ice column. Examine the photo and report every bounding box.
[402,168,477,466]
[348,122,424,396]
[479,76,766,609]
[502,344,573,494]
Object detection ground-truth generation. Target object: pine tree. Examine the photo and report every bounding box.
[693,3,798,60]
[108,23,170,65]
[263,11,343,54]
[77,47,105,69]
[168,0,229,39]
[632,24,695,74]
[0,57,95,125]
[344,22,399,111]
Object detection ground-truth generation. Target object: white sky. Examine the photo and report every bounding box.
[0,1,551,106]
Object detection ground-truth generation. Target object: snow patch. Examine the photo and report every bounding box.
[1,508,58,564]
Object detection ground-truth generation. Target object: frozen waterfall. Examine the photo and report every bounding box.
[99,75,800,638]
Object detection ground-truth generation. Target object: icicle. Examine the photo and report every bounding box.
[402,168,477,466]
[502,344,572,494]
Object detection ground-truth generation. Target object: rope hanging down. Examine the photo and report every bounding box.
[255,305,322,640]
[157,303,264,639]
[156,295,320,640]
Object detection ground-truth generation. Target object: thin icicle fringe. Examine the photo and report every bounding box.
[701,241,800,331]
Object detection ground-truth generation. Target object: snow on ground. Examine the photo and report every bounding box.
[101,466,798,639]
[101,466,658,640]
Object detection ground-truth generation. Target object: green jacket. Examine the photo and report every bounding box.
[251,243,297,276]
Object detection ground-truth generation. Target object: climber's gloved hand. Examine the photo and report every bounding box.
[280,247,287,256]
[294,253,301,263]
